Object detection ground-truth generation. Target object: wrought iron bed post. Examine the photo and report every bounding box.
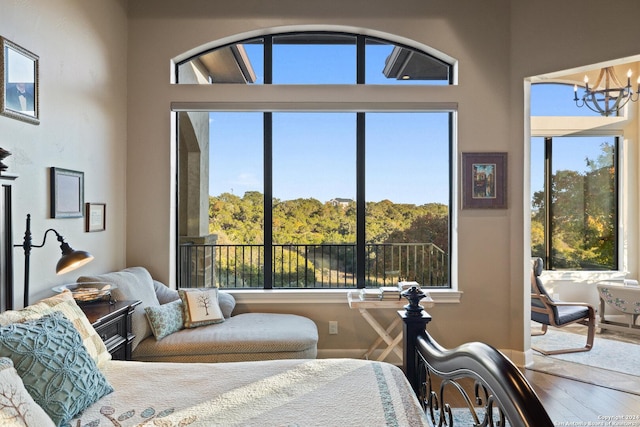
[398,285,430,394]
[398,286,554,426]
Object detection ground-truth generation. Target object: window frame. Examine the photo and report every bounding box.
[533,135,620,271]
[175,31,453,86]
[174,30,457,290]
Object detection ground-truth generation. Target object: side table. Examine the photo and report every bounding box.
[596,282,640,335]
[348,291,434,363]
[80,300,141,360]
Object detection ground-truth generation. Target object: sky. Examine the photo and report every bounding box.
[204,41,609,207]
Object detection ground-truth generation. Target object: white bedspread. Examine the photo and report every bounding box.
[68,358,428,427]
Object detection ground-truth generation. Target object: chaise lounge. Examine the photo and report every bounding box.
[77,267,319,362]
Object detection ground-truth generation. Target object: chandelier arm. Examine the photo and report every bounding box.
[607,67,626,89]
[591,68,607,89]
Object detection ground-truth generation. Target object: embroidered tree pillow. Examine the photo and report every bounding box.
[0,357,55,427]
[178,288,225,328]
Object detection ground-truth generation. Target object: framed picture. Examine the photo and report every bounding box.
[0,37,39,125]
[462,152,507,209]
[85,203,106,232]
[50,167,84,218]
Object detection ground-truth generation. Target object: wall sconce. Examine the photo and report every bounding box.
[14,214,94,307]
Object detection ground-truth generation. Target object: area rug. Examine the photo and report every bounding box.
[529,328,640,395]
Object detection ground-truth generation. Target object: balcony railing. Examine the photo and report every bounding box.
[179,242,448,289]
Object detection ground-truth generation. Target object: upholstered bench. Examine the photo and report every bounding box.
[77,267,318,363]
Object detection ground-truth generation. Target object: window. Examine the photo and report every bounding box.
[176,31,453,289]
[176,32,450,85]
[531,84,619,271]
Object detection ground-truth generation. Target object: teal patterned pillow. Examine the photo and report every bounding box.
[145,299,184,340]
[0,312,113,426]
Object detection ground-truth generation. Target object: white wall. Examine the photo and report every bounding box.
[125,0,640,358]
[0,0,128,306]
[126,0,518,353]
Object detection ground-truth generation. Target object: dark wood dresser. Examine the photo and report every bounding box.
[80,300,141,361]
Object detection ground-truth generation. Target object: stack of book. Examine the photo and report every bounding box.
[379,286,402,300]
[359,288,382,300]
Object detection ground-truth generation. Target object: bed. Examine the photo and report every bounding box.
[0,290,428,427]
[69,358,425,426]
[0,287,554,427]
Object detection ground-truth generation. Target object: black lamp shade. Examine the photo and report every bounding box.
[56,250,94,275]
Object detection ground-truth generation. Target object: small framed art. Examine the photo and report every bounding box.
[85,203,106,232]
[462,152,507,209]
[50,167,84,218]
[0,37,39,124]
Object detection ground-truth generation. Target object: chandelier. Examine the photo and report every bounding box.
[573,67,640,116]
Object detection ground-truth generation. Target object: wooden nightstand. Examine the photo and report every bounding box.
[81,300,141,361]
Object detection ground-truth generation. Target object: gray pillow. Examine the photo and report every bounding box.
[78,267,159,350]
[153,280,180,304]
[218,291,236,318]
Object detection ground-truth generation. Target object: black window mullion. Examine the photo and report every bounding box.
[613,137,619,269]
[264,36,273,85]
[356,35,365,84]
[544,137,552,269]
[264,112,273,288]
[356,113,366,288]
[263,37,273,289]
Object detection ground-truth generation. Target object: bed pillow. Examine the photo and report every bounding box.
[218,291,236,318]
[153,280,180,304]
[178,288,225,328]
[0,312,113,426]
[78,266,160,350]
[0,357,56,427]
[145,299,184,340]
[0,291,111,368]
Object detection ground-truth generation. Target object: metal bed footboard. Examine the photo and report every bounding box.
[400,287,553,427]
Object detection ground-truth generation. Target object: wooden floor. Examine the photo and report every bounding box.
[524,369,640,424]
[431,331,640,424]
[526,323,640,423]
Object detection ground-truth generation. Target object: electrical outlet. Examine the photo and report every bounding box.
[329,321,338,335]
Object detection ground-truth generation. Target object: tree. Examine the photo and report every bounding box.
[197,293,213,315]
[531,142,615,269]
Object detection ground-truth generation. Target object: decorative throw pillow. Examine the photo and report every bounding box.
[218,291,236,318]
[0,312,113,426]
[178,288,225,328]
[0,290,111,368]
[145,299,184,340]
[153,280,180,304]
[78,266,160,350]
[0,357,56,427]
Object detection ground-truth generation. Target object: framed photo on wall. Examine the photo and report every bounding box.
[85,203,106,232]
[462,152,508,209]
[0,37,39,125]
[50,167,84,218]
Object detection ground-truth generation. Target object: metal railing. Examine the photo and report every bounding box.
[179,242,448,289]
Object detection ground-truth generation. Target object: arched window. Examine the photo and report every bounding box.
[176,32,452,85]
[176,31,454,289]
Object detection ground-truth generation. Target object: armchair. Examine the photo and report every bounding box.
[530,257,596,355]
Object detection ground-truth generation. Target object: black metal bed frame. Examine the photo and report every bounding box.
[400,286,554,427]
